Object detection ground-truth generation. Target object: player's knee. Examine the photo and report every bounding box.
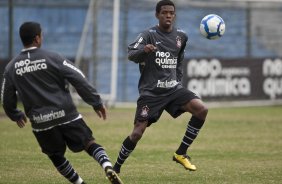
[130,130,143,143]
[130,121,147,143]
[197,105,208,120]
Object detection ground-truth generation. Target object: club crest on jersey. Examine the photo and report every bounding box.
[176,36,182,48]
[140,105,149,118]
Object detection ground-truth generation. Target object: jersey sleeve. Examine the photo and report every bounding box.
[176,35,188,82]
[128,32,149,63]
[55,54,103,109]
[1,70,25,121]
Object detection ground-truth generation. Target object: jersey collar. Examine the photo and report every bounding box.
[21,47,38,52]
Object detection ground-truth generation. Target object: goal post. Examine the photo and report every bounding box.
[73,0,120,107]
[110,0,120,106]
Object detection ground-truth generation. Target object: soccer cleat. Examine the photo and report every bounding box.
[105,167,124,184]
[173,153,197,171]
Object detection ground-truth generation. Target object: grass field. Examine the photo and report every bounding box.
[0,105,282,184]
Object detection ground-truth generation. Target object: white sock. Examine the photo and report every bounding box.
[73,176,83,184]
[102,161,112,170]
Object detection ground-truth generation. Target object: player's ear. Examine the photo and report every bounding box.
[34,34,42,47]
[35,35,40,43]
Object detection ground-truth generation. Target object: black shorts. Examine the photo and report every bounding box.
[33,119,94,156]
[135,88,200,126]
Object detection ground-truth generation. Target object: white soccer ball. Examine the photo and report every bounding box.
[200,14,225,40]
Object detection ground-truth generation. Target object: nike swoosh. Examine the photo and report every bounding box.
[156,41,162,45]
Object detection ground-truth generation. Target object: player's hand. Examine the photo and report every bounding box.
[94,105,107,120]
[144,44,157,53]
[16,115,27,128]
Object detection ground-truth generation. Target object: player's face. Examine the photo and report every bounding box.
[156,5,175,31]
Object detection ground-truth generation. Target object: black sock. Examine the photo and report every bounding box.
[87,143,111,170]
[175,116,205,155]
[114,136,136,170]
[49,155,80,183]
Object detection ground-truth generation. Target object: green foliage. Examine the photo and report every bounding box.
[0,106,282,184]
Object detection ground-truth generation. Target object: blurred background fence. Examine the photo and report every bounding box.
[1,0,282,106]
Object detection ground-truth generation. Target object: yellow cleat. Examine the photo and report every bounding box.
[105,167,124,184]
[173,153,197,171]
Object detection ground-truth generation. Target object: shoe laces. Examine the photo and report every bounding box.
[183,154,192,161]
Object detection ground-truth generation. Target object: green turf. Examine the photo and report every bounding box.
[0,105,282,184]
